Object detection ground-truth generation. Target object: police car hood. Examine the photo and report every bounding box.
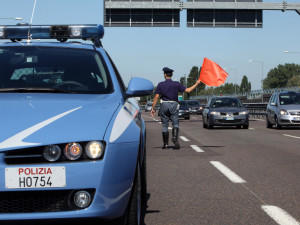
[0,93,119,151]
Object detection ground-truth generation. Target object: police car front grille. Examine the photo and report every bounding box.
[5,147,46,165]
[0,189,95,213]
[0,190,68,213]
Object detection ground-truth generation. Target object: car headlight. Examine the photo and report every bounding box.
[185,110,189,112]
[64,142,83,160]
[239,111,248,115]
[199,107,203,110]
[280,110,288,115]
[210,112,220,115]
[43,145,61,162]
[85,141,104,159]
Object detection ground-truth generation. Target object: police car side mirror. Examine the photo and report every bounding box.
[125,77,154,98]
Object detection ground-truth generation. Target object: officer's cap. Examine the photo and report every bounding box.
[162,67,174,73]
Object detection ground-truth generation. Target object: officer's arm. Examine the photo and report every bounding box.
[150,94,160,117]
[152,94,160,110]
[185,80,201,93]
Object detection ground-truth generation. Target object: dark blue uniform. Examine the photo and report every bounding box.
[155,79,186,132]
[154,67,186,150]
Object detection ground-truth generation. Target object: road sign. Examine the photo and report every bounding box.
[187,9,262,28]
[104,0,180,27]
[104,0,300,28]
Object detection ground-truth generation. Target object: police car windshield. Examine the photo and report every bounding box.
[210,98,243,108]
[279,93,300,105]
[0,46,113,94]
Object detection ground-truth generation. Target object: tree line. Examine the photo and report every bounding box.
[180,63,300,98]
[140,63,300,103]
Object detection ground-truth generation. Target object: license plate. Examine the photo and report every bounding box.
[226,116,234,120]
[293,117,300,121]
[5,167,66,189]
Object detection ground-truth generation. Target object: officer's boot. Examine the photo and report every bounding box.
[172,127,180,150]
[162,132,169,149]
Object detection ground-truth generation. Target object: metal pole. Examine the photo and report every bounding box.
[261,62,264,103]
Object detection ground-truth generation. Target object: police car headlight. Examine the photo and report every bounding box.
[43,145,61,162]
[85,141,104,159]
[210,112,220,115]
[74,191,91,208]
[64,143,82,160]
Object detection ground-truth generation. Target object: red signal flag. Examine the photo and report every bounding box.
[199,58,228,86]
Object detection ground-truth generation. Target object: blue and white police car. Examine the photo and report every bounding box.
[0,24,153,224]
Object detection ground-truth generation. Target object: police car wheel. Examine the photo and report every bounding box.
[141,153,147,203]
[126,162,142,225]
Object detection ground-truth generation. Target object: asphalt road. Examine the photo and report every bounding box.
[142,112,300,225]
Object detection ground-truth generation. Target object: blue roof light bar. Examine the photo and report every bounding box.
[0,24,104,40]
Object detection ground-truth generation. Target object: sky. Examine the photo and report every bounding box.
[1,0,300,90]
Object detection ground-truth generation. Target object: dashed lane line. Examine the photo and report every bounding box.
[190,145,204,152]
[249,128,255,130]
[210,161,246,184]
[283,134,300,140]
[168,127,172,130]
[180,136,190,142]
[262,205,300,225]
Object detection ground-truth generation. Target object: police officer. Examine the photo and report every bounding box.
[151,67,201,149]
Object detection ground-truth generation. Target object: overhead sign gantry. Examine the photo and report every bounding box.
[104,0,300,28]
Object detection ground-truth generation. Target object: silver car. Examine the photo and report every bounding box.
[202,97,249,129]
[266,91,300,129]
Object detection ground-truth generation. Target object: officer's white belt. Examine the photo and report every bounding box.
[161,100,177,103]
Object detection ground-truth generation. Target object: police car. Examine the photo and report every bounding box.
[0,24,153,224]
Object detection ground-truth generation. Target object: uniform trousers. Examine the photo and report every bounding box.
[160,101,179,132]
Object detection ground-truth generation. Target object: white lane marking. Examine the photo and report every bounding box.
[210,161,246,183]
[168,127,172,130]
[180,136,190,142]
[249,128,255,130]
[159,122,162,124]
[262,205,300,225]
[190,145,204,152]
[192,117,197,119]
[0,107,82,149]
[283,134,300,140]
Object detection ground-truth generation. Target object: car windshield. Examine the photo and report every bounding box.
[279,93,300,105]
[187,101,200,106]
[210,98,243,108]
[180,101,188,107]
[0,46,113,94]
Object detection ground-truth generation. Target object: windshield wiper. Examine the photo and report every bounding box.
[0,87,77,94]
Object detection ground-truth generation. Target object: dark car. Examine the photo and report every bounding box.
[186,100,202,115]
[202,97,249,129]
[179,101,190,120]
[266,91,300,129]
